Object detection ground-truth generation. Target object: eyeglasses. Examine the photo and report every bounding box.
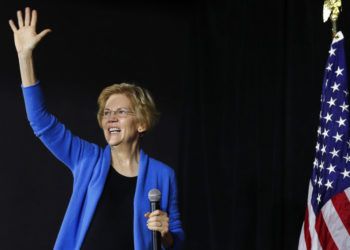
[102,108,135,119]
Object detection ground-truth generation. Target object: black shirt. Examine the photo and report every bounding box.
[81,166,137,250]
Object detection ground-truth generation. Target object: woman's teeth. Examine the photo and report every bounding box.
[108,128,121,134]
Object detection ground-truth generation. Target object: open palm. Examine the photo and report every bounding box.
[9,7,51,54]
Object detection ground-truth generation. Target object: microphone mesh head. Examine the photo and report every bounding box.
[148,189,161,202]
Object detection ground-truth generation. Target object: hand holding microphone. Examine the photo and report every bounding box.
[145,209,170,237]
[145,189,170,249]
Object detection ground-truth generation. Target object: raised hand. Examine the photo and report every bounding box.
[9,7,51,55]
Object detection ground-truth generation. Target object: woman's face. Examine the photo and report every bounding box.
[102,93,144,147]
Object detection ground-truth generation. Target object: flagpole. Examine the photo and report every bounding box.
[323,0,342,37]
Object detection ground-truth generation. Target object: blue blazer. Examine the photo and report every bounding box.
[22,83,184,250]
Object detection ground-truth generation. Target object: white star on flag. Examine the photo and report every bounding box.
[340,101,349,112]
[326,63,333,71]
[326,164,336,174]
[323,113,333,123]
[335,66,344,77]
[325,180,334,190]
[331,82,340,92]
[316,142,320,151]
[317,127,322,135]
[319,161,325,171]
[343,153,350,163]
[329,148,340,158]
[322,129,330,139]
[332,132,343,142]
[341,168,350,179]
[336,117,346,127]
[327,97,337,108]
[329,47,336,56]
[317,193,321,204]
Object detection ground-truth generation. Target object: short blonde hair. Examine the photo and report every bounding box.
[97,83,159,131]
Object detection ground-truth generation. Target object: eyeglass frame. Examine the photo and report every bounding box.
[102,108,136,119]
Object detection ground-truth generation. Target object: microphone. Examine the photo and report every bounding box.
[148,189,161,250]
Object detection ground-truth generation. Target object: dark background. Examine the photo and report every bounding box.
[0,0,348,249]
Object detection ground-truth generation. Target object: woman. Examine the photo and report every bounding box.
[9,7,184,250]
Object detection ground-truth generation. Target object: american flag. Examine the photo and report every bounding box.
[298,31,350,250]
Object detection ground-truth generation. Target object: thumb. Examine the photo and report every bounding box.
[37,28,52,41]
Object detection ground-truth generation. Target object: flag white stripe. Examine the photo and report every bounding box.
[343,187,350,202]
[322,196,350,249]
[298,222,307,250]
[307,183,323,250]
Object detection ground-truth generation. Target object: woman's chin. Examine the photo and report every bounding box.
[107,138,122,147]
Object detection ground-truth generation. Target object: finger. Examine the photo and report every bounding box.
[31,10,37,27]
[17,10,24,27]
[147,223,168,233]
[24,7,30,26]
[144,212,150,218]
[149,210,162,217]
[9,20,18,32]
[147,221,163,228]
[147,224,162,232]
[147,216,168,223]
[150,210,167,217]
[147,216,160,223]
[37,29,52,41]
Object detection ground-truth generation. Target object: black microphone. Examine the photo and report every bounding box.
[148,189,161,250]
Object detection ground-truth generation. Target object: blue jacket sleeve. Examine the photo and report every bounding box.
[168,169,185,249]
[21,82,96,176]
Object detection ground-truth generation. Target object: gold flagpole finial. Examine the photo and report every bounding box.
[323,0,342,37]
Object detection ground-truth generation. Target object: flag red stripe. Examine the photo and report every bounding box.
[332,191,350,236]
[315,212,338,250]
[303,207,312,250]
